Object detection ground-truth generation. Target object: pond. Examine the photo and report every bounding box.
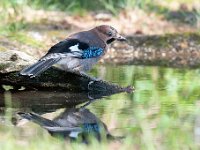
[1,65,200,149]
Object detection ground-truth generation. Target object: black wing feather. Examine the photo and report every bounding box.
[46,39,89,55]
[20,57,61,77]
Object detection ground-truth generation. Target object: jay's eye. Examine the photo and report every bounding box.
[107,31,112,37]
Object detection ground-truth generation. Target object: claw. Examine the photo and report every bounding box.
[88,81,95,90]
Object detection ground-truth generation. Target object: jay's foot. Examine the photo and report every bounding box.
[79,71,101,81]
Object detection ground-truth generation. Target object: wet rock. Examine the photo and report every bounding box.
[0,67,133,93]
[0,50,36,73]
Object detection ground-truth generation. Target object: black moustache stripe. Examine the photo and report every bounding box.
[106,38,115,44]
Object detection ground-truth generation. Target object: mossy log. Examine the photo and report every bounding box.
[103,33,200,68]
[0,67,133,93]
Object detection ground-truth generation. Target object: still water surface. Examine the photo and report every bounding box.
[1,65,200,147]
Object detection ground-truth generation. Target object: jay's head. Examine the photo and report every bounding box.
[93,25,126,44]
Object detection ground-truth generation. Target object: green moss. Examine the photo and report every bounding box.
[143,32,200,48]
[7,32,44,48]
[187,32,200,44]
[0,46,7,51]
[0,63,9,71]
[144,36,170,48]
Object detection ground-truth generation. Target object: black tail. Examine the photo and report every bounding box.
[18,112,81,133]
[18,112,60,127]
[20,58,60,78]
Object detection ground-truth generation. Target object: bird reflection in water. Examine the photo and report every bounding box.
[18,107,123,143]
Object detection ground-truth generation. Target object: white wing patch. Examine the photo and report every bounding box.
[68,44,82,57]
[69,44,80,52]
[69,131,80,138]
[41,44,83,61]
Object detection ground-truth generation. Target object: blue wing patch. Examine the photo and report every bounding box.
[82,123,100,133]
[81,47,103,59]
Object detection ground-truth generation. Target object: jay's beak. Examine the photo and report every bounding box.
[115,34,127,41]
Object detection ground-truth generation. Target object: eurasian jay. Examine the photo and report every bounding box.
[20,25,126,78]
[18,108,117,142]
